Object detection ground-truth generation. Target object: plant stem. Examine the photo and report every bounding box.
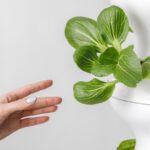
[112,39,122,51]
[112,80,119,84]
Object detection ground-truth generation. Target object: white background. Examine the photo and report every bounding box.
[0,0,133,149]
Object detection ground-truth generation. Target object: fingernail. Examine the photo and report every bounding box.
[26,96,37,104]
[58,97,62,103]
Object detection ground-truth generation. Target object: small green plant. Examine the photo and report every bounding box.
[65,5,150,104]
[65,5,150,150]
[117,139,136,150]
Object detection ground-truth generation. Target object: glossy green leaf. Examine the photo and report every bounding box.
[91,62,116,77]
[97,6,129,50]
[117,139,136,150]
[114,45,142,87]
[99,47,119,65]
[91,47,119,76]
[142,57,150,79]
[73,46,98,73]
[73,46,116,77]
[65,17,107,52]
[74,78,116,104]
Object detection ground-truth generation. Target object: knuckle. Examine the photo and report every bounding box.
[0,106,9,120]
[3,94,17,103]
[44,98,50,106]
[3,95,12,103]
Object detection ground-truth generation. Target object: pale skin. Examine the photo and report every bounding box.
[0,80,62,140]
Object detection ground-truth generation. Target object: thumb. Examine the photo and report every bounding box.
[5,96,37,115]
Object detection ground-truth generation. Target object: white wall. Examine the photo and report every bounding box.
[0,0,133,149]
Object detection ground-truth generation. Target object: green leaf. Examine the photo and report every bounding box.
[142,56,150,79]
[73,78,116,104]
[99,47,119,65]
[91,62,116,77]
[73,46,116,77]
[91,47,119,77]
[117,139,136,150]
[97,6,129,50]
[114,45,142,87]
[65,17,107,52]
[73,46,98,73]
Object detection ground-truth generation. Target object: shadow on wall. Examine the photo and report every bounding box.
[127,6,149,58]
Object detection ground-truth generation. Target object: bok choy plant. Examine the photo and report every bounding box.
[65,5,150,149]
[65,5,149,104]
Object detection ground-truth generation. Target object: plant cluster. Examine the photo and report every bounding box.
[65,5,150,105]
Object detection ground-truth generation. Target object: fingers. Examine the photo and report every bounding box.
[26,97,62,110]
[20,116,49,128]
[3,97,37,117]
[21,106,58,118]
[5,97,62,116]
[1,80,53,103]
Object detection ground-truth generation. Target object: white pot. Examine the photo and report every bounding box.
[109,1,150,150]
[111,99,150,150]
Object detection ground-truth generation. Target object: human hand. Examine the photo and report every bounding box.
[0,80,62,140]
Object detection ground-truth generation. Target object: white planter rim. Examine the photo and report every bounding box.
[112,96,150,106]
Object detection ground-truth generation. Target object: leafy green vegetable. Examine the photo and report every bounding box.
[97,6,129,50]
[91,62,116,77]
[117,139,136,150]
[91,47,119,76]
[65,17,107,52]
[142,56,150,79]
[114,45,142,87]
[73,46,98,73]
[65,5,145,105]
[99,47,119,65]
[64,5,150,150]
[73,78,116,104]
[73,46,116,77]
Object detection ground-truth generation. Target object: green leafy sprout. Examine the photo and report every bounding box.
[65,5,150,149]
[65,5,150,105]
